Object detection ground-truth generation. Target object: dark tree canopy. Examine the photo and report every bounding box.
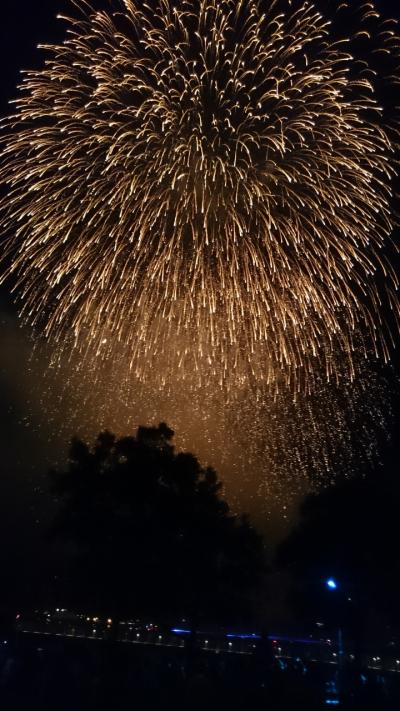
[277,458,400,634]
[49,424,265,623]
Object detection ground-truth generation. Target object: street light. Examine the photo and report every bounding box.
[325,578,344,672]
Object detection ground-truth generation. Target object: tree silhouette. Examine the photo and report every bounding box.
[277,455,400,642]
[49,423,265,624]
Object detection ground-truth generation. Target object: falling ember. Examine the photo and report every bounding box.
[0,0,398,392]
[23,332,396,514]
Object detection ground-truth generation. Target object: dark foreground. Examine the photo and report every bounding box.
[1,633,400,710]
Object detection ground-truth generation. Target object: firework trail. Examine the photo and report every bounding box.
[0,0,399,391]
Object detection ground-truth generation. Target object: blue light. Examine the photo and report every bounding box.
[325,701,340,705]
[326,578,338,590]
[171,628,191,635]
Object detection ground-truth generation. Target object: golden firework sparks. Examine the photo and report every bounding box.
[0,0,399,391]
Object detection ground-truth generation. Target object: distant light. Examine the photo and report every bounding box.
[205,640,208,645]
[325,701,340,706]
[171,628,191,635]
[107,619,112,625]
[228,642,233,647]
[136,633,140,638]
[326,579,338,590]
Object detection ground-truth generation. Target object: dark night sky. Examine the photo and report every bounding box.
[0,1,399,601]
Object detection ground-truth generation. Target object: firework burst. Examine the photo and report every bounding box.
[0,0,399,390]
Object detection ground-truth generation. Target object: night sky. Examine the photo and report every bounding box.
[0,0,399,594]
